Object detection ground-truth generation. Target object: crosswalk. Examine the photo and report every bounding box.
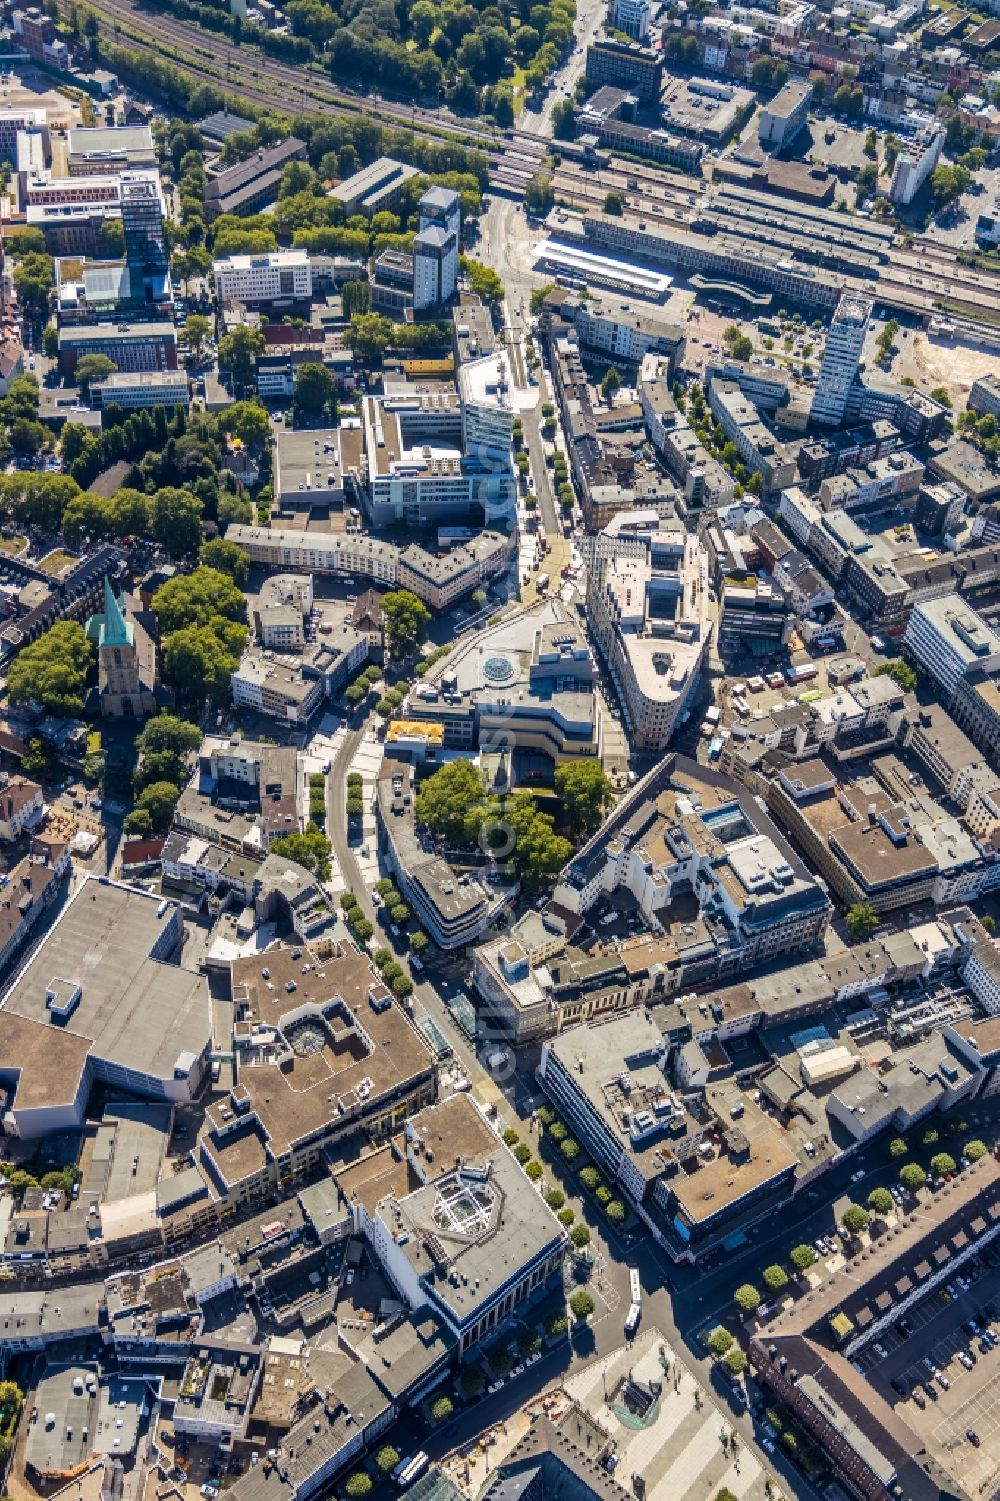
[565,1334,775,1501]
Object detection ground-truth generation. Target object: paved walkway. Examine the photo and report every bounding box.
[564,1333,778,1501]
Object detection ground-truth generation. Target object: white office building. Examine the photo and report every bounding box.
[612,0,652,39]
[810,291,872,427]
[890,123,945,205]
[459,352,514,462]
[213,249,312,305]
[413,186,460,310]
[904,594,1000,699]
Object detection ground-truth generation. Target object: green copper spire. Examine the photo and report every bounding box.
[100,576,132,649]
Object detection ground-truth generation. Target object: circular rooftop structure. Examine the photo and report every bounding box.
[483,654,516,685]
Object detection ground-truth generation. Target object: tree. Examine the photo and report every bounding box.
[136,714,202,759]
[790,1244,816,1273]
[554,760,614,836]
[762,1265,788,1293]
[347,313,395,366]
[723,325,754,361]
[382,589,432,657]
[569,1290,594,1320]
[931,163,971,207]
[842,1204,870,1236]
[185,314,213,361]
[560,1137,580,1161]
[8,620,91,715]
[12,251,54,317]
[707,1327,734,1356]
[734,1284,761,1315]
[152,567,246,634]
[218,325,266,388]
[889,1136,908,1158]
[219,400,271,452]
[846,902,879,939]
[75,353,117,394]
[345,1474,372,1498]
[965,1139,988,1162]
[524,172,554,217]
[930,386,952,409]
[123,808,154,837]
[922,1127,939,1147]
[569,1223,591,1247]
[930,1152,957,1179]
[342,280,371,320]
[200,537,250,588]
[868,1187,893,1215]
[600,366,622,404]
[135,780,181,832]
[293,361,336,417]
[430,1395,453,1423]
[375,1448,399,1474]
[723,1349,747,1376]
[900,1162,927,1193]
[462,257,505,306]
[410,930,429,953]
[874,660,916,692]
[270,824,332,881]
[604,191,623,215]
[153,486,203,557]
[544,1189,565,1210]
[162,624,244,709]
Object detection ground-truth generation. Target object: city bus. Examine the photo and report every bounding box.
[394,1454,430,1489]
[625,1266,641,1338]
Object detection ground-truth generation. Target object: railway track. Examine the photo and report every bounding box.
[88,0,501,148]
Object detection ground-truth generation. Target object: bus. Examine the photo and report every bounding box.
[625,1266,641,1337]
[394,1454,430,1489]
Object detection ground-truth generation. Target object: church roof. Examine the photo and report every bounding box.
[86,576,134,650]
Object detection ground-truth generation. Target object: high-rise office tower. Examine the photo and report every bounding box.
[120,170,167,293]
[413,186,460,311]
[810,291,872,428]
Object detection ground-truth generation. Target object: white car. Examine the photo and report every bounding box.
[487,1381,504,1394]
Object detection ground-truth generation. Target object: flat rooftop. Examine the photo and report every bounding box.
[0,877,211,1096]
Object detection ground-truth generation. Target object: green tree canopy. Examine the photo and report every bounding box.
[152,486,204,557]
[218,399,271,451]
[382,589,432,657]
[734,1284,761,1315]
[293,361,336,416]
[889,1136,908,1158]
[218,325,266,387]
[867,1187,893,1215]
[846,902,879,939]
[900,1162,927,1193]
[199,537,250,588]
[554,760,614,836]
[965,1139,988,1162]
[270,823,332,880]
[136,714,203,759]
[461,256,504,305]
[790,1244,816,1272]
[707,1327,734,1355]
[842,1204,870,1235]
[873,660,916,692]
[135,779,181,832]
[569,1290,594,1320]
[8,620,91,716]
[75,353,117,393]
[162,623,245,709]
[152,566,247,634]
[930,1152,957,1179]
[762,1264,789,1292]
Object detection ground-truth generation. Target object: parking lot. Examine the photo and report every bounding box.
[852,1254,1000,1495]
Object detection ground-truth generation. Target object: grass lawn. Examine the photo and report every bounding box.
[38,550,77,576]
[511,64,527,115]
[0,535,26,555]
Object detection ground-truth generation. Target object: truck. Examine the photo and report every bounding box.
[785,663,818,685]
[625,1301,641,1338]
